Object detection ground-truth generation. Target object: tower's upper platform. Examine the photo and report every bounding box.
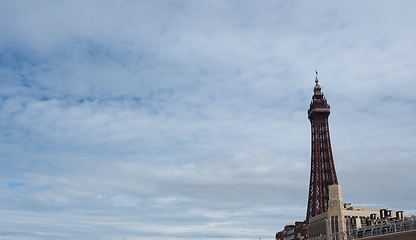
[308,75,330,119]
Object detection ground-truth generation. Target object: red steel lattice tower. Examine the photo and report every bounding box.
[306,73,338,220]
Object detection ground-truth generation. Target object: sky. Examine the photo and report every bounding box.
[1,1,416,240]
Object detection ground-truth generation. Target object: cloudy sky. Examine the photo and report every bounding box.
[1,1,416,239]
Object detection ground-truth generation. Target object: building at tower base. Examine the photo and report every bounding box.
[275,221,308,240]
[308,184,411,239]
[276,184,413,240]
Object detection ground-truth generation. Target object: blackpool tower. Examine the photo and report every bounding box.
[306,72,338,220]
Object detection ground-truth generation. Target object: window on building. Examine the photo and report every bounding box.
[331,216,339,234]
[345,216,350,231]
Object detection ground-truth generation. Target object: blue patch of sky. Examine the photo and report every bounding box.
[0,49,52,73]
[1,42,167,108]
[75,39,120,64]
[0,53,51,99]
[1,181,25,190]
[62,37,152,70]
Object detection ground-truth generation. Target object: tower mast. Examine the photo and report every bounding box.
[306,73,338,220]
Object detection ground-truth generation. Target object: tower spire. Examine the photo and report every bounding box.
[313,70,322,96]
[306,73,338,220]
